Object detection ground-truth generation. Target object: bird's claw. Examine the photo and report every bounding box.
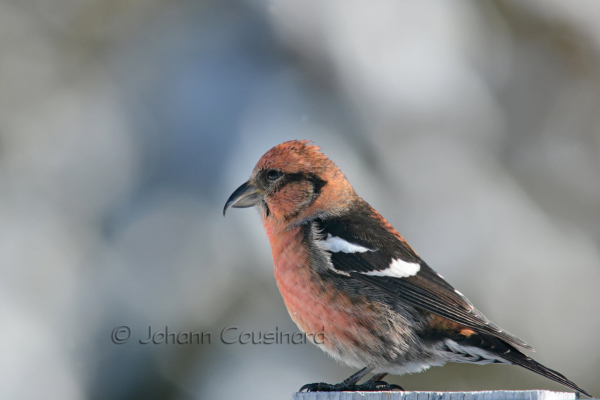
[299,381,404,392]
[299,383,334,392]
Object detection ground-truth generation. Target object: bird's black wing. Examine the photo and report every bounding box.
[313,206,534,351]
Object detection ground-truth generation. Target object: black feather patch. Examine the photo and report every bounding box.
[314,210,420,275]
[282,172,327,196]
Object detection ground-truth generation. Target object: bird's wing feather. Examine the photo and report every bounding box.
[313,209,534,351]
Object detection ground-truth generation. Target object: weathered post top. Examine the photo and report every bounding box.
[292,390,586,400]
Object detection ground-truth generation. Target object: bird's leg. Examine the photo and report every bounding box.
[341,367,373,386]
[368,373,388,382]
[299,367,403,392]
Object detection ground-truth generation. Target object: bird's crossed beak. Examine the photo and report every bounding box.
[223,181,263,216]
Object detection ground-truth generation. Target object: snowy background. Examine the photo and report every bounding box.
[1,0,599,399]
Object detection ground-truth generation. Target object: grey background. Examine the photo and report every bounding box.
[0,0,599,399]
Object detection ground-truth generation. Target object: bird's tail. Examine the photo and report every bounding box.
[502,350,592,398]
[450,330,592,397]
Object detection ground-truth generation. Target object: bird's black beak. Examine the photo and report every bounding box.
[223,181,262,216]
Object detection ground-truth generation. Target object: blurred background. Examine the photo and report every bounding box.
[1,0,599,399]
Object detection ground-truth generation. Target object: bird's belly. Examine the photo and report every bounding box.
[275,270,376,368]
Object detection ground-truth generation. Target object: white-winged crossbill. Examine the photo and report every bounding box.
[224,140,591,396]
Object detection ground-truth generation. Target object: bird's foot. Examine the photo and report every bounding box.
[299,381,403,392]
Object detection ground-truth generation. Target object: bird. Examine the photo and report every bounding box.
[223,140,591,396]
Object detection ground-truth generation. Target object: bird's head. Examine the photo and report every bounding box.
[224,140,355,225]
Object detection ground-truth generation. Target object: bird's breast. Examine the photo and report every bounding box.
[264,222,397,365]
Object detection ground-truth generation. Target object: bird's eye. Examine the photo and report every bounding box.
[267,170,282,181]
